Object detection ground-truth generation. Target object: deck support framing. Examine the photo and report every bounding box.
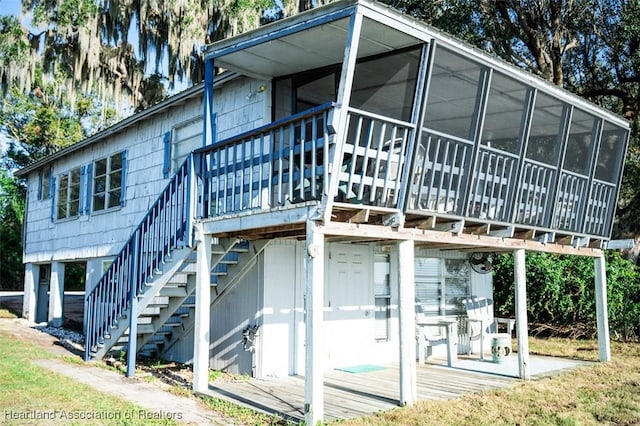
[304,218,325,425]
[193,225,213,393]
[514,248,530,380]
[594,254,611,361]
[397,239,417,405]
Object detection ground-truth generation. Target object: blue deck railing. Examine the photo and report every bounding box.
[84,156,194,360]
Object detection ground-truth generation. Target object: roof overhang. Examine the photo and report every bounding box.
[204,0,426,79]
[204,0,629,129]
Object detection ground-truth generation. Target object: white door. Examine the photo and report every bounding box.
[324,243,372,368]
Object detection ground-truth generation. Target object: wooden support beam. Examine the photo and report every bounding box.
[466,224,490,235]
[398,239,416,406]
[432,220,464,235]
[320,222,605,257]
[305,219,325,425]
[513,229,535,240]
[594,254,611,361]
[488,226,514,238]
[349,208,370,223]
[193,226,213,393]
[514,248,530,380]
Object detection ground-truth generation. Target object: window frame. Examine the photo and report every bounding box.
[56,167,82,221]
[92,151,126,214]
[38,166,52,201]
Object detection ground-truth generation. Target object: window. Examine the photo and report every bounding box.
[423,47,485,140]
[374,253,391,341]
[595,122,628,183]
[415,257,470,317]
[564,108,598,176]
[93,152,125,212]
[38,166,52,200]
[525,92,565,165]
[481,72,530,153]
[57,167,81,219]
[169,118,203,177]
[350,46,421,122]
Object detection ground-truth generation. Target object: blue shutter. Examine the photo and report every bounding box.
[120,151,127,206]
[50,177,56,222]
[85,163,93,214]
[37,169,43,200]
[48,168,54,199]
[163,131,172,178]
[79,165,86,215]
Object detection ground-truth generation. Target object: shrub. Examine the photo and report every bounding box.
[492,251,640,341]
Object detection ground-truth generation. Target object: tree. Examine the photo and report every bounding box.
[1,0,275,113]
[383,0,640,262]
[0,169,25,289]
[493,251,640,340]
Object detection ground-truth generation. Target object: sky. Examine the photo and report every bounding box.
[0,0,25,18]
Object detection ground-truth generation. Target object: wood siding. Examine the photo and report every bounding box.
[23,77,267,264]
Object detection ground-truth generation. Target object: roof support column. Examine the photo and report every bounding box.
[304,219,325,425]
[23,263,37,322]
[48,261,65,327]
[324,11,362,223]
[193,225,213,393]
[514,248,530,380]
[594,254,611,361]
[398,239,416,405]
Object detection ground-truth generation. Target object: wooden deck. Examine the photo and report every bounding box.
[203,356,588,423]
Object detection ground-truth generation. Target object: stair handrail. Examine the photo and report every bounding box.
[84,155,195,360]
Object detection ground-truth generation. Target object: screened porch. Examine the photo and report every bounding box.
[198,0,629,245]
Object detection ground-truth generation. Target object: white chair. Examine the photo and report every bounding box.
[461,296,515,361]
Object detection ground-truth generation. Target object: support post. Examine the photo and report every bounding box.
[48,262,65,327]
[126,233,140,377]
[23,263,38,322]
[594,254,611,361]
[126,289,138,377]
[398,239,416,405]
[513,248,530,380]
[193,226,213,393]
[304,219,325,426]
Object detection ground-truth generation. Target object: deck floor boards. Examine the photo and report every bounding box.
[204,356,586,423]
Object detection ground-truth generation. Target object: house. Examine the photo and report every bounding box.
[15,0,629,423]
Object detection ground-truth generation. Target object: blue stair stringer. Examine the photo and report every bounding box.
[84,156,196,361]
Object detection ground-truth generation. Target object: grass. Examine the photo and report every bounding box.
[0,330,178,425]
[340,338,640,426]
[0,308,17,319]
[2,313,638,425]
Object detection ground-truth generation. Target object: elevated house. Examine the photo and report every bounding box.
[16,0,629,423]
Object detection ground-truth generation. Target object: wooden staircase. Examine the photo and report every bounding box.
[83,155,257,364]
